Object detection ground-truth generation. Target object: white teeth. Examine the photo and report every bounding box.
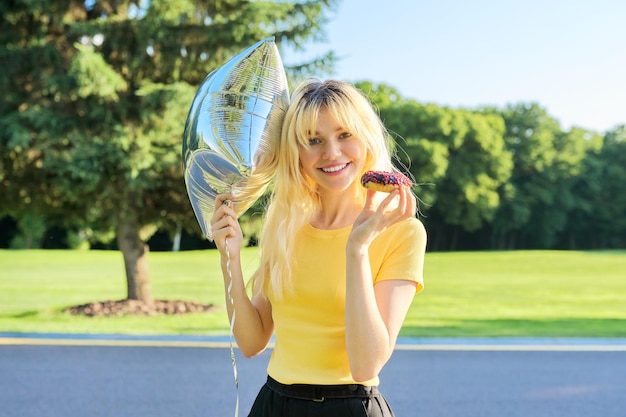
[321,164,347,173]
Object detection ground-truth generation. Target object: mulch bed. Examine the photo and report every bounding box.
[63,299,215,317]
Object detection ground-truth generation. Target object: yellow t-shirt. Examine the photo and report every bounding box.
[267,217,425,386]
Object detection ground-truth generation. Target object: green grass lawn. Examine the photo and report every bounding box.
[405,250,626,337]
[1,249,625,337]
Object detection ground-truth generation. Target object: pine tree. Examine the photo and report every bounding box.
[0,0,336,304]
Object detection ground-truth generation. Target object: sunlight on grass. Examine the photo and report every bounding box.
[402,250,626,337]
[1,249,625,337]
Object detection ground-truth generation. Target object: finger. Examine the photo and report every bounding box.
[397,186,412,213]
[214,193,228,206]
[363,189,377,211]
[212,195,228,221]
[211,219,239,248]
[215,193,237,209]
[397,186,408,210]
[221,200,237,219]
[212,195,237,221]
[212,214,232,231]
[210,220,229,243]
[397,187,416,221]
[382,187,412,224]
[377,189,399,214]
[406,188,417,216]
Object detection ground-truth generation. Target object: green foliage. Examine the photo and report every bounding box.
[70,43,128,100]
[486,103,593,248]
[565,125,626,248]
[1,2,624,254]
[9,213,47,249]
[0,0,337,247]
[359,83,625,250]
[0,0,338,304]
[435,109,512,232]
[365,83,512,239]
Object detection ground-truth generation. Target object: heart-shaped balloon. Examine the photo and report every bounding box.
[182,37,289,239]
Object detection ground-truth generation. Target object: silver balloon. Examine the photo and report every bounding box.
[182,37,289,239]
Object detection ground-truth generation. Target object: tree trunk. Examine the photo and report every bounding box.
[172,222,182,252]
[116,216,153,305]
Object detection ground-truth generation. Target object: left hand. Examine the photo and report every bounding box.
[348,186,416,249]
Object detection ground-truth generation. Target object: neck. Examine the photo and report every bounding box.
[310,186,363,230]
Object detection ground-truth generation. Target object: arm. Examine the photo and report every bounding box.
[211,193,274,358]
[345,187,425,382]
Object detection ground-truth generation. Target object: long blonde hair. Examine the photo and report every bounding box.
[251,79,398,299]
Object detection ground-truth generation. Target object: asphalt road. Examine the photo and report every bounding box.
[1,342,625,417]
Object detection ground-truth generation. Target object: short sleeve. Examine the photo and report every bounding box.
[369,217,427,294]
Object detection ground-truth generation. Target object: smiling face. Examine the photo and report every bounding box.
[298,107,366,195]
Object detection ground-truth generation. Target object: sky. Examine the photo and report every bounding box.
[281,0,626,133]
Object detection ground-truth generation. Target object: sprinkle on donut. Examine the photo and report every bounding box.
[361,170,413,193]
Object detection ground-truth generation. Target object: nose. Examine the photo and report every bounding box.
[322,139,341,160]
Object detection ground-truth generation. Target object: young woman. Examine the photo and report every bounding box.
[210,79,427,417]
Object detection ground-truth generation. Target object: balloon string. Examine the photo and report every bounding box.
[225,237,239,417]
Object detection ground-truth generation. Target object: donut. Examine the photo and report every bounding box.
[361,170,412,193]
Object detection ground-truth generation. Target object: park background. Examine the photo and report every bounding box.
[1,1,625,337]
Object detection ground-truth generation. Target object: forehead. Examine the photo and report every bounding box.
[313,108,344,132]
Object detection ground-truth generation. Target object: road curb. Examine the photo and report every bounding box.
[2,333,626,351]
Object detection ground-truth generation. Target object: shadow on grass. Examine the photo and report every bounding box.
[401,317,626,338]
[1,310,40,319]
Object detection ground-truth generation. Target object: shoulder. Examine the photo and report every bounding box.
[371,217,427,257]
[386,217,427,244]
[370,217,427,289]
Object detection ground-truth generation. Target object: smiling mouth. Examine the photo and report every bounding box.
[320,163,348,173]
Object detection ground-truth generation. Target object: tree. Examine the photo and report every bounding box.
[593,126,626,247]
[361,83,513,250]
[564,125,626,248]
[540,126,601,249]
[0,0,336,304]
[486,103,565,249]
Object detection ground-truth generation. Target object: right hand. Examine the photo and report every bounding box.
[210,193,243,258]
[348,185,416,249]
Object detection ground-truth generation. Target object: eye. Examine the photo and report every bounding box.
[339,131,352,139]
[308,137,322,145]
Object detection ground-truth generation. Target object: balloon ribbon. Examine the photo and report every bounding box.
[225,237,240,417]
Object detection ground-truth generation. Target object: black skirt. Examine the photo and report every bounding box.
[247,376,396,417]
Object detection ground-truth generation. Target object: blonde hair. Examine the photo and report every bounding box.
[251,79,398,299]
